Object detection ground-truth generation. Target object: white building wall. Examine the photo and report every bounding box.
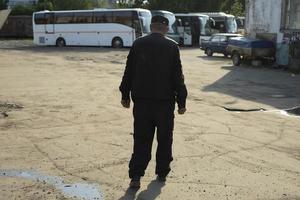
[245,0,284,43]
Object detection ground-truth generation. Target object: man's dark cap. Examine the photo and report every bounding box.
[151,15,169,26]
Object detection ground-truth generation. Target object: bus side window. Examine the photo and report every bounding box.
[113,11,132,27]
[35,13,46,24]
[74,12,93,24]
[94,11,113,23]
[45,13,54,24]
[55,13,74,24]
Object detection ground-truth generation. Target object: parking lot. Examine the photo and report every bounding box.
[0,40,300,200]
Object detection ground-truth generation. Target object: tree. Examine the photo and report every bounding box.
[47,0,107,10]
[230,0,244,16]
[36,0,54,11]
[221,0,245,16]
[0,0,7,9]
[10,4,36,15]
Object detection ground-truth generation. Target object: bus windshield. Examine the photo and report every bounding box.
[226,17,237,33]
[139,11,151,34]
[163,13,178,34]
[199,16,211,36]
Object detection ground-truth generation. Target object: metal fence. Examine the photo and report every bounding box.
[0,15,32,37]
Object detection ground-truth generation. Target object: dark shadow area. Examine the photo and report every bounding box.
[203,65,300,109]
[221,66,236,70]
[118,187,139,200]
[285,106,300,116]
[135,180,165,200]
[0,40,130,53]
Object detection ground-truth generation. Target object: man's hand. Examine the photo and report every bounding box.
[121,99,130,108]
[178,108,186,115]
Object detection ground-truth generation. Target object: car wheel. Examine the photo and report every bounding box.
[112,37,123,48]
[56,38,66,47]
[232,52,241,66]
[206,48,213,56]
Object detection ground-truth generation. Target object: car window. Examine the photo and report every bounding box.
[220,36,227,42]
[211,36,220,42]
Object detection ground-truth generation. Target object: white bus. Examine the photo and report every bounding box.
[175,13,212,46]
[32,8,152,47]
[151,10,181,43]
[198,12,238,34]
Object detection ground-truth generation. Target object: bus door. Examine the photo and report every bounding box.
[44,13,54,34]
[191,18,200,46]
[183,25,192,46]
[176,17,192,46]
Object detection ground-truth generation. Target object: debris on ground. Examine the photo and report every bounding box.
[0,112,8,118]
[222,106,266,112]
[284,106,300,116]
[0,102,23,119]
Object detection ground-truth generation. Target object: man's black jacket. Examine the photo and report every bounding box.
[119,33,187,109]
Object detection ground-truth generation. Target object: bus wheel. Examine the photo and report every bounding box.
[206,48,213,56]
[112,37,123,48]
[56,38,66,47]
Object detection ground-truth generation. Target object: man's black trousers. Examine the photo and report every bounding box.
[129,100,175,179]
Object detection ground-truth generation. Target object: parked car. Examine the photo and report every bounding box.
[201,33,242,57]
[227,37,275,66]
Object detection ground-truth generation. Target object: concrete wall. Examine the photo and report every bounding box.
[245,0,283,42]
[0,15,32,37]
[0,9,11,29]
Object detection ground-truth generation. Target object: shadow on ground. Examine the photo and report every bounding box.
[118,180,165,200]
[203,65,300,109]
[0,40,130,53]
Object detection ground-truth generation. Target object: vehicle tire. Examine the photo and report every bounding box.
[112,37,123,48]
[56,38,66,47]
[206,48,213,56]
[232,52,241,66]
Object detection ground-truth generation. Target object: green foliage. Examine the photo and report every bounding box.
[10,4,36,15]
[0,0,6,9]
[132,0,245,14]
[230,0,244,16]
[221,0,245,16]
[36,0,108,11]
[36,0,54,11]
[133,0,146,8]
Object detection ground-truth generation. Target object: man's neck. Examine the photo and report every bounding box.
[151,31,165,35]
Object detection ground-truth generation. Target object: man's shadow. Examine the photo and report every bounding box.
[118,187,139,200]
[136,180,165,200]
[118,179,165,200]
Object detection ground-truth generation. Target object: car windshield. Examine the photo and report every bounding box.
[226,17,237,33]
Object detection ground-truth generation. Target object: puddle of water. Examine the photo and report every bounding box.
[0,170,104,200]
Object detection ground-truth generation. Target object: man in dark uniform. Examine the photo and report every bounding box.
[119,15,188,188]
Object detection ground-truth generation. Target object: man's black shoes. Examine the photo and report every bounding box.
[129,175,166,188]
[129,176,141,188]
